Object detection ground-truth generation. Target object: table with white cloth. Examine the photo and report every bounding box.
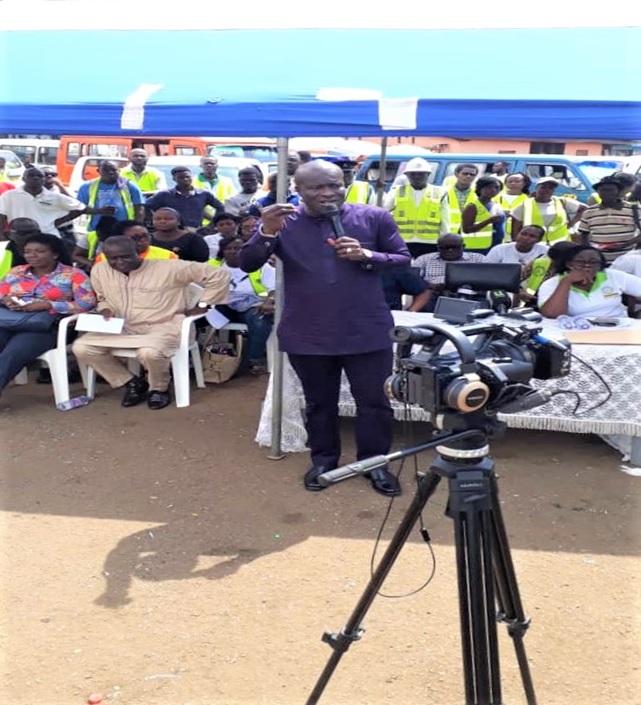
[256,312,641,465]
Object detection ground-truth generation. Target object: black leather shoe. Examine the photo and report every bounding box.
[121,376,149,407]
[304,465,334,492]
[368,467,401,497]
[147,389,171,410]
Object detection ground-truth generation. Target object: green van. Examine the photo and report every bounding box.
[355,153,626,204]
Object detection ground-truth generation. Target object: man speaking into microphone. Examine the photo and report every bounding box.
[239,160,411,496]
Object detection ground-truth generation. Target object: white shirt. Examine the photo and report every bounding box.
[538,269,641,318]
[0,186,84,236]
[486,242,548,265]
[383,185,450,235]
[223,262,276,311]
[610,251,641,278]
[204,233,223,259]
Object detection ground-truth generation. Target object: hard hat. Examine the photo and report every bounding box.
[404,157,432,173]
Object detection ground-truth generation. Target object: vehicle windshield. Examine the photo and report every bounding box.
[576,159,625,185]
[209,145,277,162]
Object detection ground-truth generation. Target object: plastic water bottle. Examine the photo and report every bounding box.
[56,395,92,411]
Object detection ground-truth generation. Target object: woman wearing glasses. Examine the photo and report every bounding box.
[538,244,641,319]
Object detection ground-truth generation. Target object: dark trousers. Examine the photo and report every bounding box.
[288,348,394,469]
[0,329,56,391]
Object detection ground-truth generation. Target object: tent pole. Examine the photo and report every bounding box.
[268,137,289,460]
[375,137,388,207]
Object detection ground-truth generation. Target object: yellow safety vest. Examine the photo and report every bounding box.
[462,197,494,251]
[345,181,371,204]
[208,259,267,295]
[521,197,569,244]
[495,192,528,240]
[525,256,552,296]
[0,249,13,279]
[193,174,235,202]
[94,245,177,264]
[447,187,476,232]
[85,179,136,258]
[120,167,163,193]
[392,184,443,244]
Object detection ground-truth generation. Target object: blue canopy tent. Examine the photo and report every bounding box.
[0,26,639,139]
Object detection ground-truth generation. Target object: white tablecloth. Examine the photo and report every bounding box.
[257,312,641,456]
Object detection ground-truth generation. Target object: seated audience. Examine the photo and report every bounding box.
[74,216,119,270]
[202,212,240,259]
[486,225,548,266]
[0,218,40,276]
[150,207,209,262]
[238,213,260,241]
[0,233,96,394]
[212,236,275,374]
[414,233,486,311]
[72,237,230,410]
[94,221,178,263]
[610,249,641,278]
[538,244,641,319]
[520,240,576,303]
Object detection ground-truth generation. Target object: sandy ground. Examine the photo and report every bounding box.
[1,374,640,705]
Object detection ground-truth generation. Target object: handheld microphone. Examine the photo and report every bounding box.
[323,204,345,238]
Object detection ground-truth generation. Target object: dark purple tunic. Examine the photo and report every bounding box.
[239,203,410,355]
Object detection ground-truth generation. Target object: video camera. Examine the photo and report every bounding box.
[385,311,571,433]
[434,262,522,322]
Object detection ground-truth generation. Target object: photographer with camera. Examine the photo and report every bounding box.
[240,160,410,497]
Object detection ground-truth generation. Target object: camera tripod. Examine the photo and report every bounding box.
[306,429,537,705]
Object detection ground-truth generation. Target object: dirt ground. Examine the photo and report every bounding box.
[1,373,640,705]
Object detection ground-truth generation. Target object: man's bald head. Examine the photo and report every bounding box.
[103,236,143,273]
[437,233,465,261]
[295,161,346,216]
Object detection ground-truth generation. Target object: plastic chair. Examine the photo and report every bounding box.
[82,284,206,408]
[12,314,80,406]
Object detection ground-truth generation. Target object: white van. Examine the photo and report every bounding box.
[0,138,59,170]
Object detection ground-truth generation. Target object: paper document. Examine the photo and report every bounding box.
[76,313,125,334]
[205,308,230,329]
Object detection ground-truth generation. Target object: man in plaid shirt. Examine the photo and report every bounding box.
[414,233,487,310]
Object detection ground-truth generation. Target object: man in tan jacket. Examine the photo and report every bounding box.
[73,236,230,409]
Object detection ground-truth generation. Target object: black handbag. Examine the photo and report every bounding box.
[0,306,59,332]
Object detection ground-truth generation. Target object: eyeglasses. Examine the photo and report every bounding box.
[570,259,600,269]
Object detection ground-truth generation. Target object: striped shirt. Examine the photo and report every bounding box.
[578,201,639,263]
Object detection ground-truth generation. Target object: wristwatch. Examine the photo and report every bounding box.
[197,301,210,310]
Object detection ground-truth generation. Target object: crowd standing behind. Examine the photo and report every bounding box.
[1,149,640,417]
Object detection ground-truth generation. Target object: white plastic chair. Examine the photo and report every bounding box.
[82,284,206,408]
[12,314,80,406]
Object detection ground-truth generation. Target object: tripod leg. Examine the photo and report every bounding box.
[490,475,537,705]
[305,471,442,705]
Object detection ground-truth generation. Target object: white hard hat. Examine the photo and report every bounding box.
[404,157,432,173]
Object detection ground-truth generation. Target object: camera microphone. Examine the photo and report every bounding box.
[498,389,552,414]
[318,455,390,486]
[323,204,346,238]
[487,289,511,315]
